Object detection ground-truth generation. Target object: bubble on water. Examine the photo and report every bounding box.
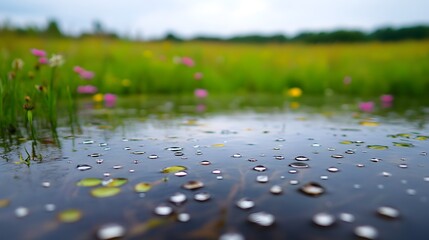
[331,154,344,159]
[299,182,325,196]
[169,192,187,205]
[270,185,283,194]
[15,207,29,218]
[177,213,191,222]
[89,153,102,157]
[200,160,211,165]
[216,176,224,180]
[97,223,126,240]
[236,198,255,210]
[182,180,204,190]
[96,159,104,164]
[370,158,382,163]
[420,151,428,156]
[103,172,111,177]
[289,169,298,174]
[367,145,388,150]
[406,189,417,195]
[148,154,159,159]
[275,138,285,142]
[256,175,269,183]
[77,178,102,187]
[345,149,355,154]
[232,153,242,158]
[131,151,145,155]
[312,143,321,147]
[320,175,329,180]
[393,142,414,148]
[398,163,408,168]
[195,150,203,156]
[289,162,309,168]
[76,164,92,171]
[194,192,211,202]
[161,165,187,173]
[354,225,378,239]
[313,212,335,227]
[354,184,361,189]
[41,181,51,188]
[124,147,131,150]
[424,177,429,182]
[113,165,123,169]
[129,169,135,173]
[248,212,275,227]
[44,204,56,212]
[219,232,245,240]
[377,206,400,219]
[253,165,267,172]
[339,213,355,223]
[274,155,285,160]
[382,172,392,177]
[99,142,108,147]
[328,148,336,151]
[356,164,365,167]
[290,180,299,185]
[327,167,339,173]
[58,209,82,223]
[166,146,183,151]
[83,140,94,144]
[91,187,121,198]
[295,156,309,161]
[175,151,185,156]
[273,147,281,150]
[174,171,188,177]
[377,184,384,189]
[248,158,258,162]
[154,204,173,216]
[103,178,128,187]
[212,169,221,174]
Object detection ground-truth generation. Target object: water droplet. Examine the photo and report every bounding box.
[270,185,283,194]
[174,171,188,177]
[356,164,365,167]
[200,160,211,165]
[77,178,102,187]
[195,150,202,155]
[398,163,408,168]
[166,146,183,151]
[275,138,285,142]
[327,167,339,173]
[290,180,299,185]
[406,189,417,195]
[161,165,187,173]
[97,223,126,240]
[89,153,102,157]
[313,213,335,227]
[175,151,185,156]
[312,143,321,147]
[320,175,329,180]
[367,145,388,150]
[289,162,309,168]
[354,225,378,240]
[216,176,224,180]
[182,180,204,190]
[169,192,187,205]
[393,142,414,148]
[328,148,336,151]
[248,158,258,162]
[382,172,392,177]
[99,142,108,147]
[424,177,429,182]
[377,206,400,219]
[134,182,152,193]
[331,154,344,159]
[131,151,145,155]
[219,232,245,240]
[256,175,269,183]
[154,205,173,216]
[248,212,275,227]
[345,149,355,154]
[124,147,131,150]
[232,153,242,158]
[295,156,309,161]
[253,165,267,172]
[41,181,51,188]
[103,172,111,177]
[15,207,29,218]
[289,169,298,174]
[91,187,121,198]
[212,169,221,174]
[96,159,104,164]
[339,213,355,223]
[194,192,211,202]
[76,164,92,171]
[370,158,382,162]
[113,165,123,169]
[83,140,94,144]
[58,209,82,223]
[299,182,325,196]
[421,151,428,156]
[44,204,56,212]
[273,147,281,150]
[274,155,285,160]
[148,154,159,159]
[236,198,255,210]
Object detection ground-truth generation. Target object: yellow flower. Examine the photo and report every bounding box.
[285,87,302,98]
[93,93,104,102]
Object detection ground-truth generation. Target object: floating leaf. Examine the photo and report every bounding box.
[134,182,152,193]
[91,187,121,198]
[396,133,412,138]
[393,142,414,148]
[340,140,353,145]
[0,199,10,208]
[161,166,187,174]
[415,136,428,141]
[105,178,128,187]
[367,145,389,150]
[211,143,225,147]
[58,209,82,223]
[359,121,380,127]
[76,178,102,187]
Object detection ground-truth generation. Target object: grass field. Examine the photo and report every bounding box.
[1,36,429,137]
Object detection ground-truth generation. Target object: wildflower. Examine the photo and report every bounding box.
[194,72,203,80]
[73,66,84,74]
[35,85,47,92]
[77,85,98,94]
[11,58,24,71]
[194,88,208,98]
[39,57,48,65]
[196,104,206,112]
[380,94,394,103]
[182,57,195,67]
[93,93,104,102]
[23,96,34,110]
[79,70,95,80]
[287,87,302,98]
[343,76,352,85]
[49,54,65,67]
[359,101,374,113]
[104,93,117,107]
[31,49,46,58]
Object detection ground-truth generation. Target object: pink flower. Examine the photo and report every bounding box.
[194,88,208,98]
[31,48,46,57]
[196,104,206,112]
[38,57,48,65]
[343,76,352,85]
[359,101,374,113]
[182,57,195,67]
[194,72,203,80]
[380,94,394,103]
[73,66,84,74]
[79,70,95,80]
[104,93,117,107]
[77,85,98,94]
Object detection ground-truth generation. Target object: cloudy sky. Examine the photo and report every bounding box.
[1,0,429,39]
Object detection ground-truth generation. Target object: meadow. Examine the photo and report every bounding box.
[1,36,429,138]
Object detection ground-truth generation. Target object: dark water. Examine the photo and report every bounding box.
[1,96,429,239]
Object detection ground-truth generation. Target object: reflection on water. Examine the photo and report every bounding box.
[0,95,428,239]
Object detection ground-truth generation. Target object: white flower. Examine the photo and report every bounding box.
[11,58,24,70]
[49,54,65,67]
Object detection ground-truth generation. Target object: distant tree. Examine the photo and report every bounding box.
[92,20,104,35]
[44,19,62,37]
[164,32,182,42]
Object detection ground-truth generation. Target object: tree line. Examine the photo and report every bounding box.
[1,19,429,43]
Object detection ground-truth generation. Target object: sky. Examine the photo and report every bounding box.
[1,0,429,39]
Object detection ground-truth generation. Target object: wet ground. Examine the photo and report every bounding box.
[1,96,429,239]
